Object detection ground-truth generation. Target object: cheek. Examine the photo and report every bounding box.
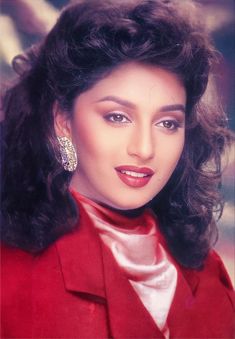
[157,134,185,170]
[72,120,116,163]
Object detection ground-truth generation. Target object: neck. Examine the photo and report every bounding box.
[99,203,145,218]
[70,188,146,219]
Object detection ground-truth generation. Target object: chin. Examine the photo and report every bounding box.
[107,197,151,211]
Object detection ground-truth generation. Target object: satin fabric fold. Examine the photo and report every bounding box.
[73,191,177,337]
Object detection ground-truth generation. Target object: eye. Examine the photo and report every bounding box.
[156,119,180,131]
[104,112,131,124]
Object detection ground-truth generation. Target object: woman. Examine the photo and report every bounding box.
[1,0,234,338]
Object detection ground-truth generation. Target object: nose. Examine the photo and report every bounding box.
[127,124,155,161]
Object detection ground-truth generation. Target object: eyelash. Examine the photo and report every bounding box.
[104,113,131,124]
[104,113,182,131]
[156,120,181,131]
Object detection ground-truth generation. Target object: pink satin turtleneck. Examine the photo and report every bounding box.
[72,190,177,338]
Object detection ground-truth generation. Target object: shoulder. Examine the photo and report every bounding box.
[202,250,234,290]
[1,242,62,336]
[180,249,235,310]
[1,242,60,299]
[1,244,37,337]
[179,250,235,337]
[1,244,35,286]
[205,250,234,304]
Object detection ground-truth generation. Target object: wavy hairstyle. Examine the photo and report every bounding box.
[1,0,232,267]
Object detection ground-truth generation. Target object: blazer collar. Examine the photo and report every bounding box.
[57,192,199,297]
[56,199,165,337]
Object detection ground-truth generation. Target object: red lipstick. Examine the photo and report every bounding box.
[115,166,154,188]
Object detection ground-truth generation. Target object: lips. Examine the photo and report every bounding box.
[115,165,154,188]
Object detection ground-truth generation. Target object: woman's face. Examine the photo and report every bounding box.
[65,62,186,210]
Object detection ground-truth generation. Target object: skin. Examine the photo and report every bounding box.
[55,62,186,210]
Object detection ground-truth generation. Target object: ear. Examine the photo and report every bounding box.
[53,102,72,138]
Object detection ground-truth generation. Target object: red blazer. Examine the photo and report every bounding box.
[1,202,235,338]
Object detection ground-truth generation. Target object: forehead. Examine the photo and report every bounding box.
[75,62,186,108]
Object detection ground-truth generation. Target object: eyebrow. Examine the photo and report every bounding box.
[96,96,136,109]
[95,95,185,113]
[161,104,185,114]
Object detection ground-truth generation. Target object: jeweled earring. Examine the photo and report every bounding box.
[57,136,77,172]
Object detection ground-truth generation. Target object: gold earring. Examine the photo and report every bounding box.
[57,136,77,172]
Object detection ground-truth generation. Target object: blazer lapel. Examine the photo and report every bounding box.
[157,233,201,337]
[56,202,106,300]
[167,266,198,337]
[101,242,164,339]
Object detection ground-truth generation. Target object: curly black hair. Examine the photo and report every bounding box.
[1,0,232,268]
